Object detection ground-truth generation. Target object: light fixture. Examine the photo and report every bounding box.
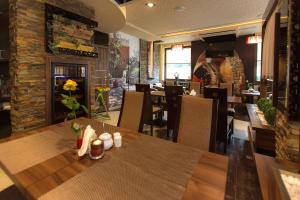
[171,44,183,51]
[246,35,262,44]
[145,2,155,8]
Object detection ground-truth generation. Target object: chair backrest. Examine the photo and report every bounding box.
[165,86,184,132]
[220,82,233,96]
[118,90,144,132]
[176,96,218,152]
[135,84,152,124]
[165,80,175,86]
[204,87,228,142]
[190,82,202,94]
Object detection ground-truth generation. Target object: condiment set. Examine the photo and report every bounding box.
[77,124,122,160]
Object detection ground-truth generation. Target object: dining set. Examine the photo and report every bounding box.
[132,81,242,152]
[0,81,234,200]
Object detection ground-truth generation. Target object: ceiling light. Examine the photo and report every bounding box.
[145,2,155,8]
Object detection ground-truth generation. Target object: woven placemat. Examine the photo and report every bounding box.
[39,135,202,200]
[0,130,74,174]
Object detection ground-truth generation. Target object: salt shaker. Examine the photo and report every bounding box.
[113,132,122,148]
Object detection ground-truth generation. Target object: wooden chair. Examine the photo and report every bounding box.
[220,82,234,96]
[175,96,218,152]
[165,80,175,86]
[135,84,163,136]
[165,85,184,138]
[117,90,144,133]
[220,82,235,117]
[189,82,202,94]
[204,87,234,153]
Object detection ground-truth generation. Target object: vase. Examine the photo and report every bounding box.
[76,136,83,149]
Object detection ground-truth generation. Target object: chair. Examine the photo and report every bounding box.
[175,96,218,152]
[117,90,144,132]
[220,82,234,96]
[204,87,234,152]
[165,85,184,138]
[135,84,163,136]
[189,82,202,94]
[220,82,235,117]
[165,80,175,86]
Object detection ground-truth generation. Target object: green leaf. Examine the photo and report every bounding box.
[81,105,88,113]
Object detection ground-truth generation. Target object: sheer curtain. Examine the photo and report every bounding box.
[262,11,276,79]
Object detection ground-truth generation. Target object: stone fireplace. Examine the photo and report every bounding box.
[9,0,97,132]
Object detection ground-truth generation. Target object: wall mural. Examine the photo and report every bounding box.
[108,32,140,110]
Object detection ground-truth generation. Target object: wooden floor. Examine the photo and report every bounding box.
[0,105,262,200]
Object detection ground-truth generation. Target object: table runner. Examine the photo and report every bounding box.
[39,135,202,200]
[0,130,74,174]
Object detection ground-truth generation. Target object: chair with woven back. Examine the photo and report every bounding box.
[220,82,235,117]
[165,85,184,138]
[189,82,202,94]
[204,87,234,153]
[174,96,218,152]
[136,84,163,136]
[165,80,175,86]
[117,90,144,133]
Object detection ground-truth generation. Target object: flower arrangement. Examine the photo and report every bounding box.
[95,86,111,120]
[61,79,88,121]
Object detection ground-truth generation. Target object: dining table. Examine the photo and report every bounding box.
[0,118,228,200]
[151,90,242,105]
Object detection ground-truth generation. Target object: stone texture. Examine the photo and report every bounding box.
[219,52,245,95]
[9,0,97,132]
[139,39,160,84]
[275,110,300,162]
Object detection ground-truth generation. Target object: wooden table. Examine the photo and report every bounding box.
[255,153,300,200]
[246,104,275,156]
[0,118,228,200]
[241,90,260,103]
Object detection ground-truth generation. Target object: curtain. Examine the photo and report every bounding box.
[262,11,276,79]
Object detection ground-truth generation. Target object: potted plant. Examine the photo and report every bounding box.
[61,79,88,149]
[257,98,276,126]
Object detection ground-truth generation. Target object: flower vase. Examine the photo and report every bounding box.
[71,121,83,149]
[76,135,83,149]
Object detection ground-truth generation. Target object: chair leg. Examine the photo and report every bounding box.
[150,124,153,136]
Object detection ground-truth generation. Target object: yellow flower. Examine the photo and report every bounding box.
[96,86,110,93]
[63,79,77,91]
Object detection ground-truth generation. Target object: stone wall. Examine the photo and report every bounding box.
[219,52,245,95]
[139,39,160,84]
[275,111,300,162]
[9,0,97,132]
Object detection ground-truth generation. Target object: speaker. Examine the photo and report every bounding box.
[94,31,109,46]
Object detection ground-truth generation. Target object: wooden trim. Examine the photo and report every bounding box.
[117,89,126,127]
[45,56,91,125]
[209,99,218,153]
[272,12,281,107]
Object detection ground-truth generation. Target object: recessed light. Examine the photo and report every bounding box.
[145,2,155,8]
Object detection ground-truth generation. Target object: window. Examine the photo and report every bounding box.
[165,47,191,80]
[256,42,262,81]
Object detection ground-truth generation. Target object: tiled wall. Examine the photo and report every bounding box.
[9,0,97,132]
